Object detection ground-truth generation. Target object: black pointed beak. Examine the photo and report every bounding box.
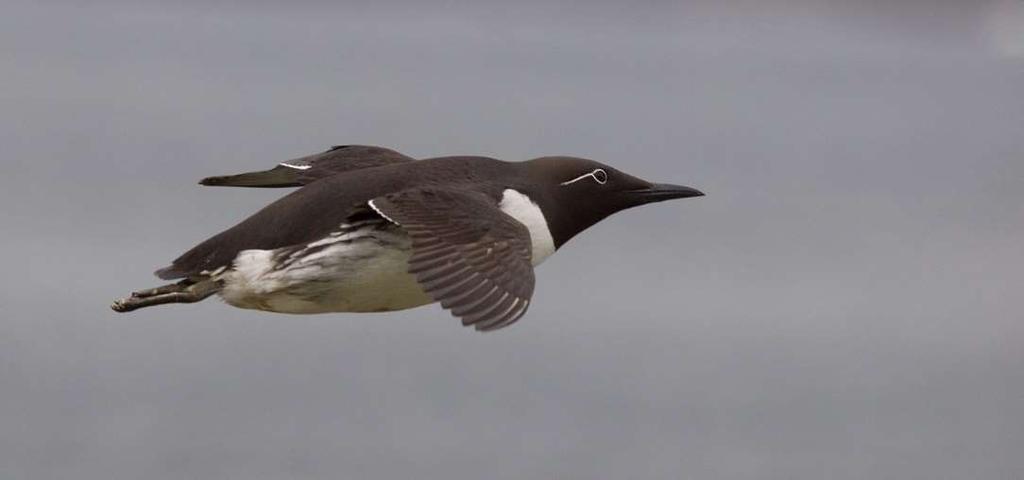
[631,183,705,202]
[199,165,303,188]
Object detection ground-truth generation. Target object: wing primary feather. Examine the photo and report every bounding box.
[419,267,477,292]
[476,298,521,331]
[478,299,529,332]
[454,291,511,319]
[432,276,490,307]
[464,293,518,326]
[441,283,496,312]
[408,252,462,273]
[409,243,458,260]
[415,262,470,284]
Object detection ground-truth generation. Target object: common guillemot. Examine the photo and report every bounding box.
[112,147,704,331]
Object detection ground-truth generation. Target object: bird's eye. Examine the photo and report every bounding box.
[560,168,610,186]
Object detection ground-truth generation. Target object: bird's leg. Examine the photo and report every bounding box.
[131,279,194,298]
[112,279,221,312]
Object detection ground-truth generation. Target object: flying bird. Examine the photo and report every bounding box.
[112,145,704,331]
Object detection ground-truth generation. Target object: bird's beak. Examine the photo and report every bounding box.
[199,165,303,188]
[629,183,705,203]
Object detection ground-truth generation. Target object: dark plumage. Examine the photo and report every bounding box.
[198,145,414,188]
[113,145,703,331]
[159,156,515,280]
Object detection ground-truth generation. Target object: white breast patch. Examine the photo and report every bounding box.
[498,189,556,266]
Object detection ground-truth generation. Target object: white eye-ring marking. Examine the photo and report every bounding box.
[279,163,312,170]
[560,168,608,186]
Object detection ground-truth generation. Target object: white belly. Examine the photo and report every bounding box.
[215,191,556,314]
[218,227,433,314]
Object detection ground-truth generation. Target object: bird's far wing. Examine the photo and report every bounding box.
[199,145,415,188]
[369,188,536,331]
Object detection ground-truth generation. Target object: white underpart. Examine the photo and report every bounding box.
[498,188,555,265]
[279,162,312,170]
[218,224,432,314]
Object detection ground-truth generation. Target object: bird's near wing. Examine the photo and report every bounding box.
[199,145,414,188]
[369,188,536,331]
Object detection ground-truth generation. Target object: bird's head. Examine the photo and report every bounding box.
[521,156,704,248]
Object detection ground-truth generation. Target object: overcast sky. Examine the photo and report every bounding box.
[2,1,1022,479]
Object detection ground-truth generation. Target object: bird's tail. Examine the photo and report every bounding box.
[111,278,221,312]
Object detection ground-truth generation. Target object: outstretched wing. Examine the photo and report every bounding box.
[369,188,536,331]
[199,145,414,188]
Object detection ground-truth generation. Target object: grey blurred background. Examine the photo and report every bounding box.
[2,1,1022,478]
